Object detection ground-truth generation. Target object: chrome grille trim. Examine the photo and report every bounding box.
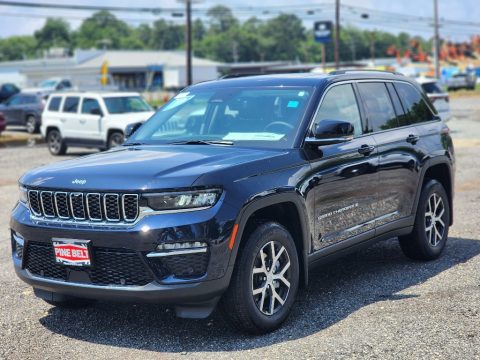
[69,193,86,220]
[104,194,121,222]
[28,190,42,216]
[40,191,55,218]
[122,194,139,222]
[54,192,70,219]
[26,189,140,224]
[86,193,102,221]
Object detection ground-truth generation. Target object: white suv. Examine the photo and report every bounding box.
[41,92,155,155]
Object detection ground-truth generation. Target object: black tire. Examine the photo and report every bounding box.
[47,129,67,156]
[221,221,299,334]
[25,115,39,134]
[43,297,96,309]
[399,179,450,261]
[107,131,124,150]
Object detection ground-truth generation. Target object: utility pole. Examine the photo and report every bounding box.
[186,0,192,86]
[334,0,340,69]
[433,0,440,79]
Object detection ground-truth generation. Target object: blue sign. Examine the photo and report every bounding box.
[314,21,333,43]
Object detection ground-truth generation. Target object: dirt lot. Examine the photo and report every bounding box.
[0,97,479,360]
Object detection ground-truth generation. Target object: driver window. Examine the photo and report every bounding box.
[314,84,363,136]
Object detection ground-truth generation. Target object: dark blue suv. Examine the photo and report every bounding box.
[10,71,455,333]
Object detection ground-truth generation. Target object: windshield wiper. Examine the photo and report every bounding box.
[169,140,234,146]
[123,142,146,146]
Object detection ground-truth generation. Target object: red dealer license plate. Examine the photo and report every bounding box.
[52,239,91,266]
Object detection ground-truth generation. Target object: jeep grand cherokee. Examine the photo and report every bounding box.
[10,71,455,334]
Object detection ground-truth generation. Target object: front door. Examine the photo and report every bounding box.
[307,83,379,251]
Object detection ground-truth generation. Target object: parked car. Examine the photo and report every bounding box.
[416,77,451,121]
[0,112,6,134]
[11,71,455,334]
[446,72,476,91]
[41,91,155,155]
[23,78,73,94]
[0,83,20,103]
[0,92,46,133]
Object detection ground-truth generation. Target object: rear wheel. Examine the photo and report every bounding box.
[399,179,450,261]
[25,115,39,134]
[221,222,299,334]
[107,131,124,150]
[47,129,67,155]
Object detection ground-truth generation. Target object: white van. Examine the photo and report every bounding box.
[41,92,155,155]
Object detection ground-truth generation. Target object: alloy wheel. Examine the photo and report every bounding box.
[49,132,61,153]
[252,241,291,316]
[425,193,446,247]
[26,117,36,134]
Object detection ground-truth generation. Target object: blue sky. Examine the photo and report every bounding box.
[0,0,478,41]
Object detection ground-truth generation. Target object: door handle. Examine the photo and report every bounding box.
[406,134,420,144]
[59,118,66,122]
[79,119,86,124]
[358,144,375,156]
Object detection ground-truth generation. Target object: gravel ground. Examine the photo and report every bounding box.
[0,97,479,360]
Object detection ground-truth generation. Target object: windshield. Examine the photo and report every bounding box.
[40,80,57,88]
[126,86,313,149]
[104,96,152,114]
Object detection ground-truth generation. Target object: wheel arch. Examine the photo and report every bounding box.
[229,193,311,287]
[414,157,454,226]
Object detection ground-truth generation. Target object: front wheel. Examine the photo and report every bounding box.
[221,222,299,334]
[47,129,67,155]
[399,179,450,261]
[107,131,124,150]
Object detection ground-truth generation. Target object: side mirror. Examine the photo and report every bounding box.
[90,108,103,116]
[124,121,143,139]
[306,119,354,146]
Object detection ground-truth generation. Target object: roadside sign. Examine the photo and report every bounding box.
[314,21,333,43]
[101,61,109,87]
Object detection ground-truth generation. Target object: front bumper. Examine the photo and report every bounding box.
[10,200,238,309]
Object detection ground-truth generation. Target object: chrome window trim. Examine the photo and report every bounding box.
[69,192,86,220]
[86,193,103,221]
[54,192,70,219]
[40,191,55,218]
[104,194,121,222]
[122,194,139,222]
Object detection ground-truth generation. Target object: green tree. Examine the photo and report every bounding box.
[74,11,131,49]
[261,14,305,61]
[150,19,184,49]
[34,18,70,50]
[0,36,37,61]
[207,5,238,33]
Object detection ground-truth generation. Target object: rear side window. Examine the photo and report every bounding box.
[357,82,398,132]
[22,95,38,104]
[81,98,101,114]
[48,97,62,111]
[394,82,435,124]
[314,84,363,136]
[63,96,79,113]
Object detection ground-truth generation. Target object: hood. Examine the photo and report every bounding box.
[20,145,289,191]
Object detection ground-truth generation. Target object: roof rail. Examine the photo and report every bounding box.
[329,69,403,76]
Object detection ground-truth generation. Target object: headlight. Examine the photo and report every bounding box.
[144,189,221,211]
[19,186,28,205]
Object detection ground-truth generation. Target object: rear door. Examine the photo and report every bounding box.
[60,96,81,139]
[2,94,23,125]
[357,81,423,229]
[308,83,379,251]
[78,97,103,141]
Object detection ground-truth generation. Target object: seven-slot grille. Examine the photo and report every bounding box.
[28,190,139,223]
